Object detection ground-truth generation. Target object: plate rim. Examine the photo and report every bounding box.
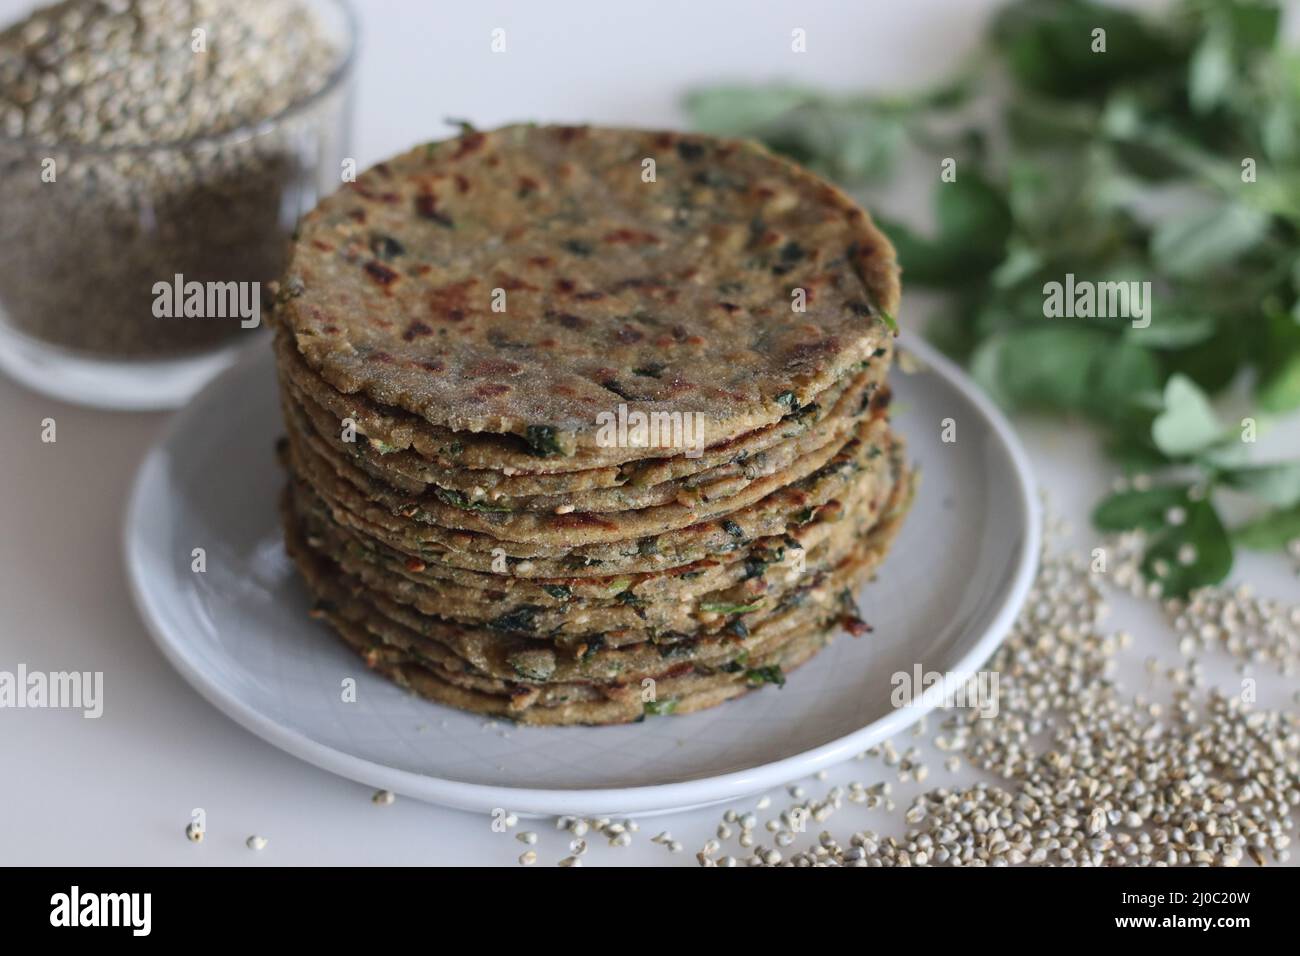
[124,334,1041,816]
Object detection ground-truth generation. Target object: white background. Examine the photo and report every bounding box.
[0,0,1296,866]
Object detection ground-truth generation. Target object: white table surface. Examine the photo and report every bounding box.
[1,0,1296,866]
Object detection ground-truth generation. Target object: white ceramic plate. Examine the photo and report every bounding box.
[124,335,1039,816]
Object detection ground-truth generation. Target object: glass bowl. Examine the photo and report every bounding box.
[0,0,357,410]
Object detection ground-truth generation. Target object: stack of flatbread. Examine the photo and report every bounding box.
[270,124,913,725]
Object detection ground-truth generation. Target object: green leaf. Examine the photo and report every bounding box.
[643,698,679,716]
[1189,31,1234,114]
[1200,442,1252,470]
[1262,97,1300,165]
[1233,503,1300,550]
[992,0,1185,99]
[1256,295,1300,412]
[1007,93,1100,148]
[763,110,904,184]
[971,328,1159,419]
[1219,0,1282,56]
[1218,461,1300,508]
[876,172,1013,287]
[1125,312,1218,349]
[826,116,907,184]
[744,665,786,688]
[991,244,1045,288]
[682,86,827,136]
[1102,431,1171,472]
[1160,323,1249,395]
[432,488,512,513]
[1258,352,1300,412]
[936,172,1013,256]
[524,425,570,458]
[1094,488,1232,596]
[684,86,919,185]
[922,295,985,360]
[876,218,959,287]
[1088,340,1163,417]
[1150,204,1271,278]
[1141,499,1233,598]
[1151,374,1225,457]
[1093,484,1191,532]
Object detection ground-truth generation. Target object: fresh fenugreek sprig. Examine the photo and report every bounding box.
[687,0,1300,596]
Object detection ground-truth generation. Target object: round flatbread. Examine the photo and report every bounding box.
[293,476,914,726]
[278,124,899,463]
[286,415,898,568]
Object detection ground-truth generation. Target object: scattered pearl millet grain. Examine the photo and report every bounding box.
[708,512,1298,867]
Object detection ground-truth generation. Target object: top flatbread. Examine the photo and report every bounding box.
[279,124,899,462]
